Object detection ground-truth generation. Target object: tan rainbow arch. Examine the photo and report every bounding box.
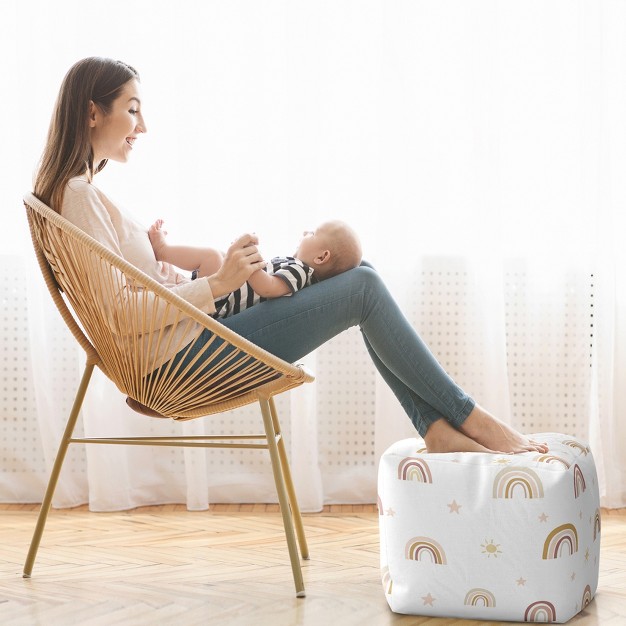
[463,588,496,608]
[397,457,433,483]
[492,466,544,499]
[563,439,588,455]
[542,523,579,559]
[405,536,447,564]
[573,464,586,498]
[524,600,556,622]
[581,584,593,608]
[593,508,601,541]
[533,454,570,470]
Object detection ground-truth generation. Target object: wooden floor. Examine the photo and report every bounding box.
[1,504,624,625]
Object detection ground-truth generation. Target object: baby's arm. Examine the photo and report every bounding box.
[247,268,292,298]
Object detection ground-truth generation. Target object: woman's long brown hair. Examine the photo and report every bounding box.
[34,57,139,212]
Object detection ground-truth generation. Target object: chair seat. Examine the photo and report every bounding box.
[125,396,168,417]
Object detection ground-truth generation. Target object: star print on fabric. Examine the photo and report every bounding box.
[516,577,526,586]
[447,500,462,514]
[538,513,549,523]
[493,458,512,465]
[422,593,435,606]
[385,508,396,517]
[571,572,576,581]
[579,510,583,519]
[585,548,590,562]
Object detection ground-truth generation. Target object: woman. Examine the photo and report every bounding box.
[34,57,547,455]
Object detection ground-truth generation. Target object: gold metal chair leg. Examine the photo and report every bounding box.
[269,396,309,560]
[23,363,95,578]
[259,397,306,597]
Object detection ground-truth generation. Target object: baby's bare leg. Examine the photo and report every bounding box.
[148,220,223,275]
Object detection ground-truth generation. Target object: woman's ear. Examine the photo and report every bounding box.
[88,100,98,128]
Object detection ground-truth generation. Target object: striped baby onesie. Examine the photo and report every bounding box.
[211,256,316,319]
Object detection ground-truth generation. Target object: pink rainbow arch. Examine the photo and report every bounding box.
[573,464,586,498]
[377,495,384,515]
[524,600,557,622]
[397,457,433,483]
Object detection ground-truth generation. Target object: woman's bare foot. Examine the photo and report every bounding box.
[424,418,501,454]
[459,405,549,454]
[148,219,168,260]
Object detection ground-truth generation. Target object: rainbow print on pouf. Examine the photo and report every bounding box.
[563,440,589,455]
[524,600,557,622]
[492,466,545,499]
[542,523,578,559]
[405,537,447,564]
[463,588,496,608]
[534,454,570,469]
[378,432,600,622]
[397,457,432,483]
[381,566,393,595]
[573,464,586,498]
[593,509,601,541]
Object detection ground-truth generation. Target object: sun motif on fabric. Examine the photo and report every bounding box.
[481,539,502,558]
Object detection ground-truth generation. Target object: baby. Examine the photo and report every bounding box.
[149,219,362,318]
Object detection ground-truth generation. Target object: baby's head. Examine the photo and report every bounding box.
[294,220,362,280]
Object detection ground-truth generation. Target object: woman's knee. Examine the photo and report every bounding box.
[349,264,386,293]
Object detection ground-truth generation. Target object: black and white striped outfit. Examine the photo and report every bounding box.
[211,256,316,319]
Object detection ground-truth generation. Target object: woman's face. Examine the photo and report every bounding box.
[89,79,147,165]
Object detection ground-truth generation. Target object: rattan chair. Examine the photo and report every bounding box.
[22,192,314,597]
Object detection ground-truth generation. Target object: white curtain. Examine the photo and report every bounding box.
[1,1,625,510]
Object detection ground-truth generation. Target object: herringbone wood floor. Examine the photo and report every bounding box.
[0,504,624,625]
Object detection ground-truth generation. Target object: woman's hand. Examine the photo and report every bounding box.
[206,233,266,298]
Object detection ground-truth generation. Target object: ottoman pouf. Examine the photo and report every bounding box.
[378,432,600,623]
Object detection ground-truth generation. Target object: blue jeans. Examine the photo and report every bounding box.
[184,264,474,436]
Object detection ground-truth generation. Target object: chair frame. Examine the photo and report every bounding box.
[22,192,314,597]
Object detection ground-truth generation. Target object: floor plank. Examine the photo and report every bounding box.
[0,505,624,625]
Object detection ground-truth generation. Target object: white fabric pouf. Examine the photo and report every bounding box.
[378,432,600,623]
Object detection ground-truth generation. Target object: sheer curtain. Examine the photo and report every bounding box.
[1,1,625,510]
